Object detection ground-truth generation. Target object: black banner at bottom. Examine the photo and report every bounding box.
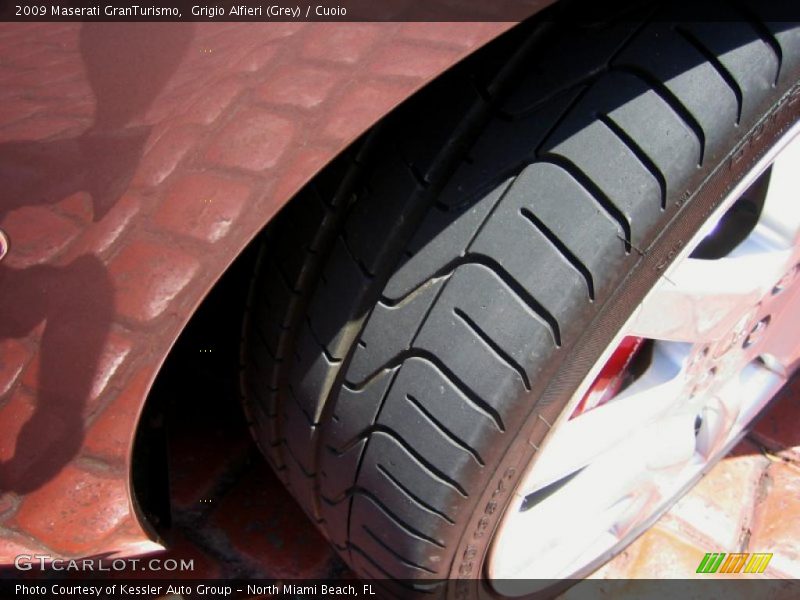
[1,578,799,600]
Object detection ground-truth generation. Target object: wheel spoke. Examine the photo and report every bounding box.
[492,496,634,580]
[520,343,683,495]
[495,445,650,579]
[499,411,696,579]
[757,270,800,376]
[628,249,792,343]
[734,358,787,430]
[693,395,735,460]
[642,411,698,470]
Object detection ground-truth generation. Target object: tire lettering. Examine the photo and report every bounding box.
[729,81,800,172]
[656,241,684,272]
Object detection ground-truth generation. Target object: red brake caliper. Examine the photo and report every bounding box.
[570,336,645,419]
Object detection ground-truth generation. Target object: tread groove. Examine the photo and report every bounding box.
[675,25,744,124]
[330,425,469,497]
[611,64,708,165]
[305,316,343,364]
[463,253,563,347]
[285,383,316,426]
[518,206,597,299]
[405,392,486,465]
[727,0,783,85]
[344,348,506,432]
[340,232,375,279]
[524,16,655,143]
[323,488,446,548]
[452,306,533,391]
[503,77,599,122]
[253,324,279,362]
[377,463,457,524]
[361,525,438,575]
[272,255,303,294]
[531,84,594,157]
[596,113,668,210]
[538,154,633,253]
[280,436,318,478]
[347,543,436,593]
[379,272,451,309]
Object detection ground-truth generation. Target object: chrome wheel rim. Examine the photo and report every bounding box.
[487,122,800,592]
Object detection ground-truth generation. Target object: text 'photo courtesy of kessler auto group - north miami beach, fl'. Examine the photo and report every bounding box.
[1,0,800,599]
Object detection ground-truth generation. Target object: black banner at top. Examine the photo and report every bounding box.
[2,0,547,22]
[2,0,800,22]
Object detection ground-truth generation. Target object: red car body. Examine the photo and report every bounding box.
[0,19,540,563]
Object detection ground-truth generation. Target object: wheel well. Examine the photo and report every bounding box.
[129,0,576,536]
[128,14,532,532]
[130,238,260,533]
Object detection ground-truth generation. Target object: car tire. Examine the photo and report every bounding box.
[241,2,800,593]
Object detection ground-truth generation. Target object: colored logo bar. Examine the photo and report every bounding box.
[696,552,773,574]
